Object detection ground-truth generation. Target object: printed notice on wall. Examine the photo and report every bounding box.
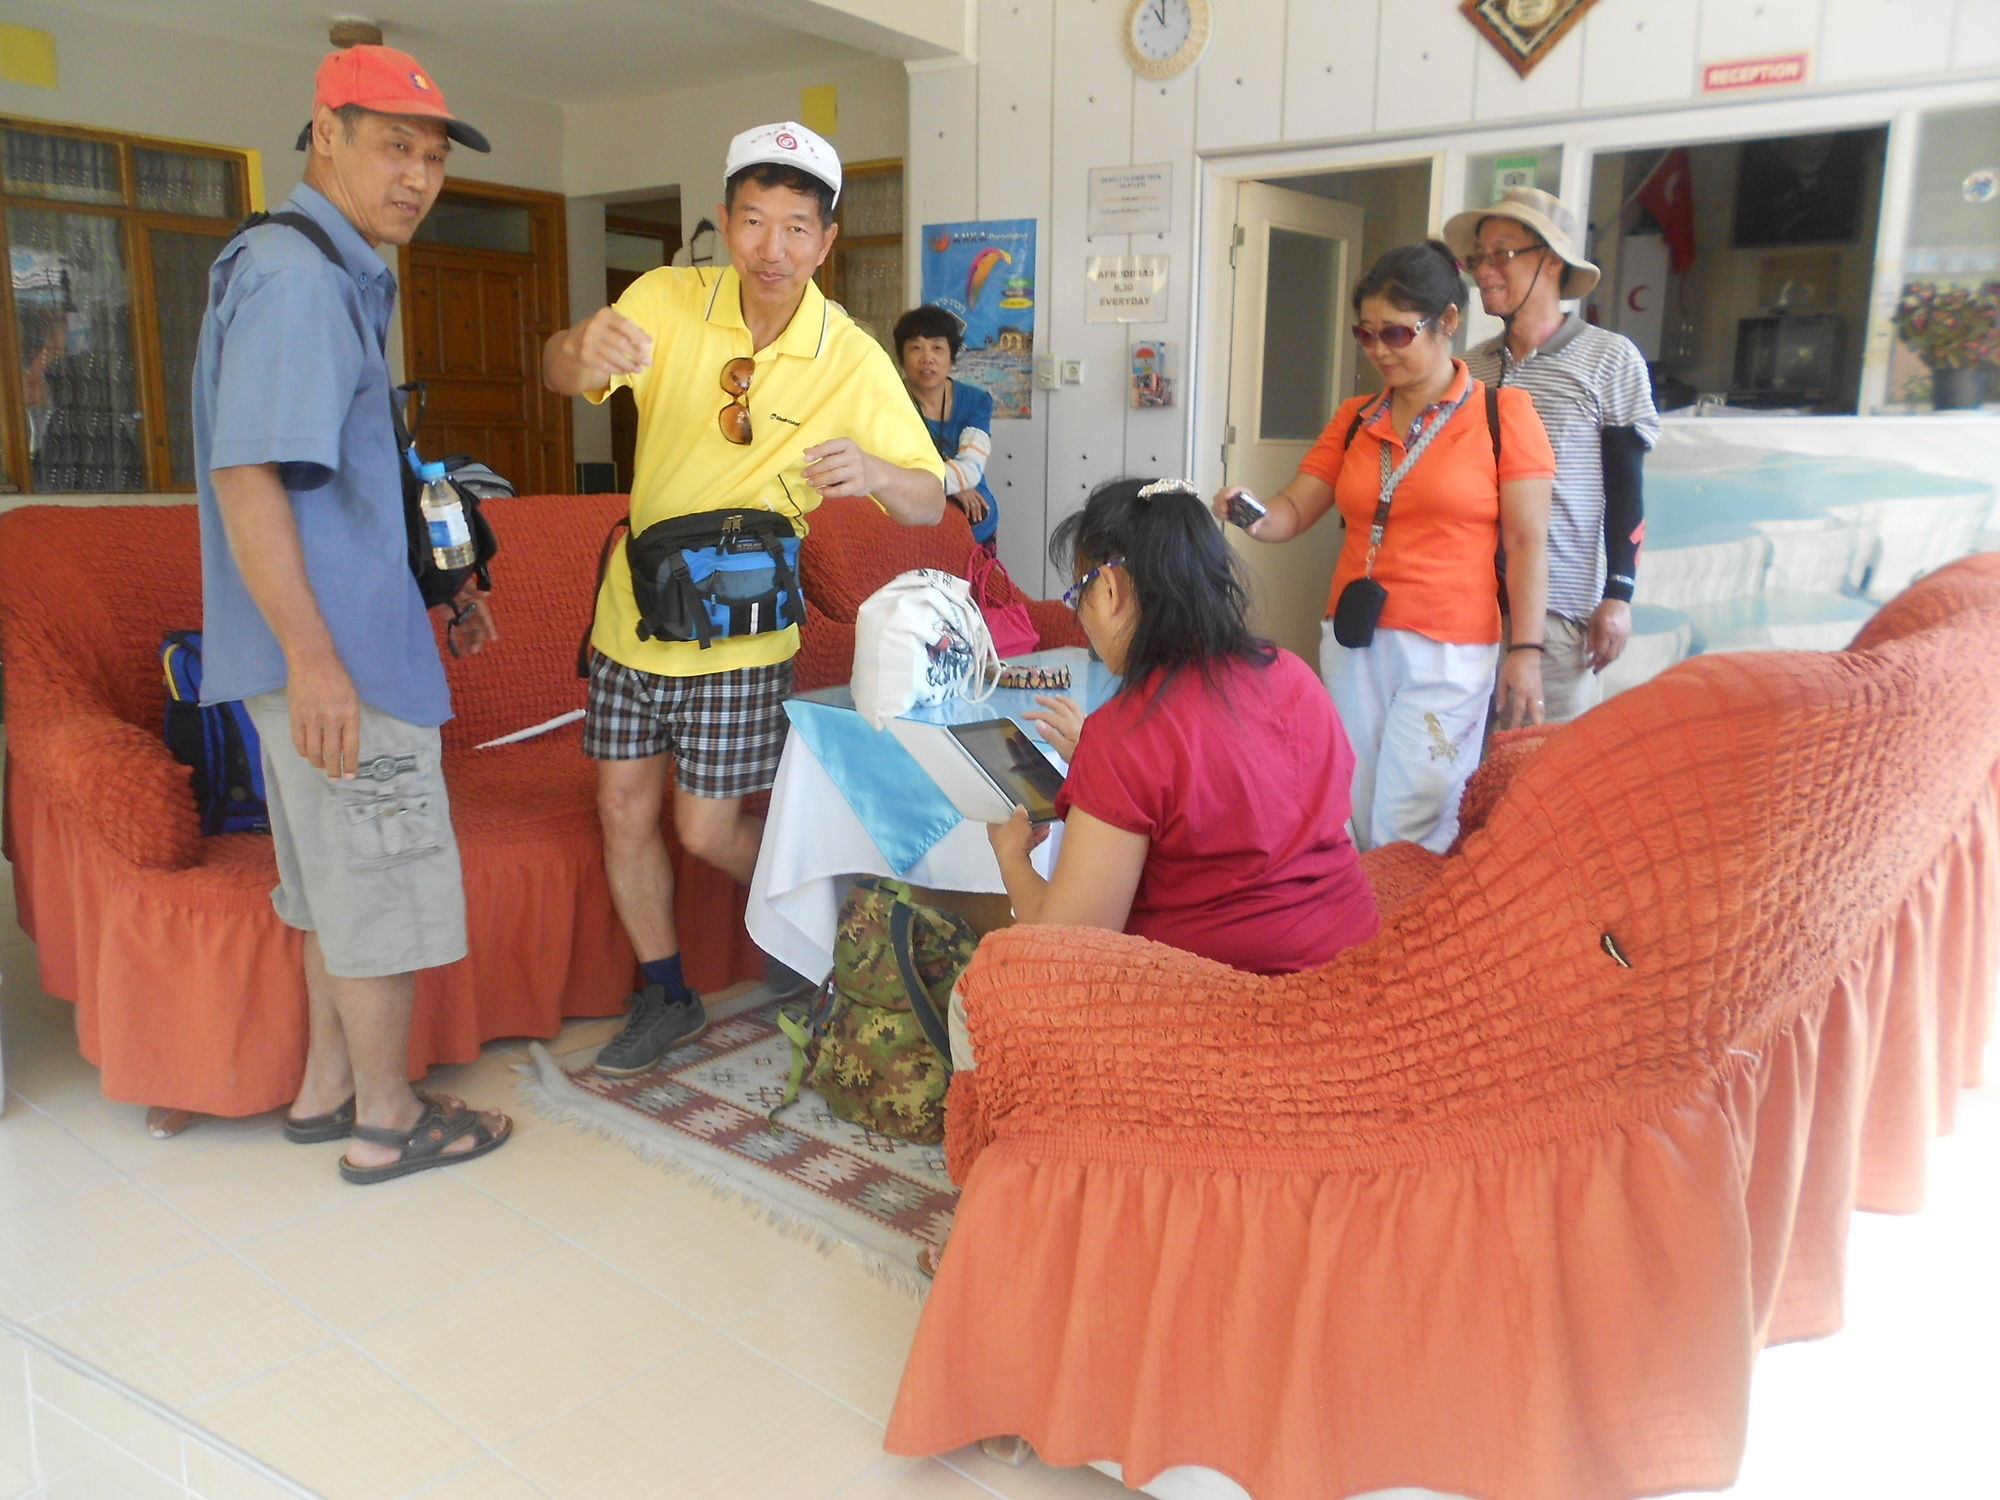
[1085,255,1168,324]
[1087,165,1172,239]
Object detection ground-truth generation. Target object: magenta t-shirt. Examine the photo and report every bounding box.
[1054,650,1379,973]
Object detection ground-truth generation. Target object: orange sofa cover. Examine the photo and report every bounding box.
[0,495,772,1116]
[0,494,1084,1118]
[887,554,2000,1500]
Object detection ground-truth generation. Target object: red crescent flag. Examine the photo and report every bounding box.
[1635,148,1696,276]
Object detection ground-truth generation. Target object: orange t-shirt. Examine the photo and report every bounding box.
[1299,361,1555,645]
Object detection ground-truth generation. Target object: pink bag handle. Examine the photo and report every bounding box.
[966,545,1011,607]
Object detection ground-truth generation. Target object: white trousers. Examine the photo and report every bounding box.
[1320,622,1499,855]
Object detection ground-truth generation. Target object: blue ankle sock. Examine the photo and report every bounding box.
[639,954,691,1006]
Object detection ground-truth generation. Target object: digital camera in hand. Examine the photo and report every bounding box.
[1225,490,1267,529]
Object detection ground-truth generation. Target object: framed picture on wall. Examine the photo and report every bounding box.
[1756,250,1842,312]
[1732,130,1874,248]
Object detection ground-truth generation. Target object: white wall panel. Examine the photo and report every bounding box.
[1821,0,1956,81]
[1580,0,1700,110]
[1697,0,1824,71]
[978,0,1057,594]
[1283,0,1381,144]
[1372,3,1480,134]
[565,56,905,206]
[905,62,980,304]
[976,0,1056,217]
[1044,0,1138,576]
[1126,69,1200,487]
[1955,0,2000,66]
[1193,0,1288,153]
[1472,17,1585,120]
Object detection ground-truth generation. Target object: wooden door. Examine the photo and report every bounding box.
[400,183,569,495]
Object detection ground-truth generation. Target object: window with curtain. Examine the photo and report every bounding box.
[1,118,249,493]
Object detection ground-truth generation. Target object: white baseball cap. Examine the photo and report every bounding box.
[724,121,842,207]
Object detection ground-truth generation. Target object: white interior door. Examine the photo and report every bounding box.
[1223,181,1365,662]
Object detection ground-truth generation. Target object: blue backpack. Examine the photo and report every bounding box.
[161,630,269,835]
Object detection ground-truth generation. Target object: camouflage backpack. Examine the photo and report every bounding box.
[772,877,976,1144]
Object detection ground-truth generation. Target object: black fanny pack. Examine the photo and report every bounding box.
[578,508,806,676]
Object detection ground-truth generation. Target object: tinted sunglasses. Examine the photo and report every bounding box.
[1351,314,1438,350]
[718,356,755,444]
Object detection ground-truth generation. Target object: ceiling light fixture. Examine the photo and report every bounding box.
[328,16,384,49]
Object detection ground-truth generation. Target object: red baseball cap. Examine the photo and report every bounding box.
[293,45,491,154]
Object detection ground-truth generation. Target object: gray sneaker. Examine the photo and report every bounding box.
[593,984,708,1077]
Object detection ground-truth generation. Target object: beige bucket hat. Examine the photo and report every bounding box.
[1442,187,1600,300]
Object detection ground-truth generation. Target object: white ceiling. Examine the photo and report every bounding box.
[60,0,885,105]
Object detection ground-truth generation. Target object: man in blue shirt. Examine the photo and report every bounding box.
[194,44,510,1183]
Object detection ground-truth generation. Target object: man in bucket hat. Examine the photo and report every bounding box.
[1445,188,1660,721]
[192,44,510,1181]
[544,122,944,1078]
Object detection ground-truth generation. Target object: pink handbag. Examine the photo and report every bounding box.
[965,546,1039,659]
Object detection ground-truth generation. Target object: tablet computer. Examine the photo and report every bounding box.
[886,717,1066,825]
[945,718,1066,824]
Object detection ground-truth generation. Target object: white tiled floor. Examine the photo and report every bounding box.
[2,838,1997,1498]
[0,852,1125,1499]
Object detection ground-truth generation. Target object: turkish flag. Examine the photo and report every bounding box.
[1635,148,1696,276]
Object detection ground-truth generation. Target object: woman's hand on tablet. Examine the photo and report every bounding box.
[1024,693,1085,761]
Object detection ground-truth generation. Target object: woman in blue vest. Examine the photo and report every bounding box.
[894,305,999,550]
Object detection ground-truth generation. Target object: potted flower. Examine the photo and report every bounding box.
[1892,281,1999,410]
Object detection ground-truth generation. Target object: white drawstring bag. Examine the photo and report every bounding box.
[850,568,1000,729]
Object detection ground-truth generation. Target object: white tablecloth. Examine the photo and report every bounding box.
[746,725,1061,983]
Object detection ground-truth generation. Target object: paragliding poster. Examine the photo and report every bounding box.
[920,218,1036,419]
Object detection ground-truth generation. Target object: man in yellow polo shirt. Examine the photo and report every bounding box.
[544,121,945,1076]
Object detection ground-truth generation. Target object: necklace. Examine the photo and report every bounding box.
[913,381,952,424]
[1389,368,1453,432]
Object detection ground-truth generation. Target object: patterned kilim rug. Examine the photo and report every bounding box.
[523,987,955,1294]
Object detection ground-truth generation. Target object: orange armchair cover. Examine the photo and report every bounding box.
[888,554,2000,1500]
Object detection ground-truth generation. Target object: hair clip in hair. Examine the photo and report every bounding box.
[1136,477,1198,501]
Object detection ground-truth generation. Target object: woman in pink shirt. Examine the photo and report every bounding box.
[989,477,1378,973]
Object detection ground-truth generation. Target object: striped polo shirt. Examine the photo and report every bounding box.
[1466,315,1660,621]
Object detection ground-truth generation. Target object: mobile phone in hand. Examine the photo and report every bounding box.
[1225,489,1267,529]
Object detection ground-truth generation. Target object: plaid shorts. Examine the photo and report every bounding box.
[583,651,794,798]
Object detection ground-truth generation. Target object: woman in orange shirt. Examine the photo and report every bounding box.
[1215,240,1554,853]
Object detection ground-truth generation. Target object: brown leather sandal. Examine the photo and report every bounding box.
[338,1093,511,1185]
[283,1095,356,1144]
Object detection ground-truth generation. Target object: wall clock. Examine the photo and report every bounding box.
[1123,0,1211,81]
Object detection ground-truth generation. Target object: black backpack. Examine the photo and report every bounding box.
[229,210,502,608]
[161,630,269,835]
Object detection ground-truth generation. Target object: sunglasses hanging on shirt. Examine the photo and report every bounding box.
[718,356,755,445]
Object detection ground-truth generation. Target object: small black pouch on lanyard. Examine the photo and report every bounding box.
[1332,575,1388,648]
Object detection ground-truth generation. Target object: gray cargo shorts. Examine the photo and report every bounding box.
[244,691,468,980]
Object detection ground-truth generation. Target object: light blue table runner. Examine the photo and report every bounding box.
[783,648,1116,876]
